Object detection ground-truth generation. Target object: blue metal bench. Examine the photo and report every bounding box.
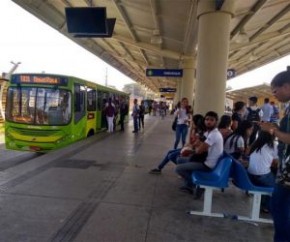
[231,159,273,223]
[189,155,232,218]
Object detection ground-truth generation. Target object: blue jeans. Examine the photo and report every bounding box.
[248,172,275,210]
[158,149,181,170]
[271,183,290,242]
[174,124,188,149]
[133,116,138,132]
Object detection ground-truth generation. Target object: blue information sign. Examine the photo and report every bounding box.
[146,69,183,77]
[159,88,176,93]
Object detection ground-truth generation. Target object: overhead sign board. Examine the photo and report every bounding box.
[146,69,183,77]
[227,68,236,79]
[159,88,176,93]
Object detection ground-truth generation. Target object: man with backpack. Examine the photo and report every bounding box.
[246,96,263,145]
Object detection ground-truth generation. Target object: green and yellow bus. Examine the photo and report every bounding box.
[5,73,129,152]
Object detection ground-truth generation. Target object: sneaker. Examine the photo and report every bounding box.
[149,168,161,174]
[179,185,194,194]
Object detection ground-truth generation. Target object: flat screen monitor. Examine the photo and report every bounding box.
[74,18,116,38]
[65,7,107,34]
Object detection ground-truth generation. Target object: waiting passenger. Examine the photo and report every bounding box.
[173,97,190,149]
[149,114,205,174]
[246,96,263,145]
[139,100,145,130]
[224,120,253,161]
[119,98,129,131]
[270,101,280,124]
[132,99,139,133]
[247,130,278,213]
[231,101,247,131]
[175,111,223,197]
[218,114,232,140]
[105,98,115,133]
[261,98,274,122]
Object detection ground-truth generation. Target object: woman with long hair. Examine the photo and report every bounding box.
[247,130,278,212]
[224,120,253,160]
[173,97,191,149]
[149,114,205,174]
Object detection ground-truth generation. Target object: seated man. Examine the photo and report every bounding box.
[175,111,224,197]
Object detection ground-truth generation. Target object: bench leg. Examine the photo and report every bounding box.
[189,186,224,218]
[203,187,213,215]
[251,193,261,221]
[238,192,273,224]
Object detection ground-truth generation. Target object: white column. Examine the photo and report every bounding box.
[194,0,235,116]
[180,59,195,107]
[174,80,181,105]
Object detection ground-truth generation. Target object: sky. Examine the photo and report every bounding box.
[0,0,289,93]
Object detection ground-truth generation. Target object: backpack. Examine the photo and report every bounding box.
[247,107,261,122]
[106,104,115,117]
[224,134,242,159]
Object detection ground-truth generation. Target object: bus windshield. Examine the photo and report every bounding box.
[6,87,71,125]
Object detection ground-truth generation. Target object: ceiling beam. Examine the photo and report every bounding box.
[230,0,267,39]
[112,34,192,60]
[112,0,149,66]
[250,3,290,41]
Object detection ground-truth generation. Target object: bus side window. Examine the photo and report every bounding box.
[74,84,85,122]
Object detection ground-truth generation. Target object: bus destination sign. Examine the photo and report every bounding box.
[11,74,68,85]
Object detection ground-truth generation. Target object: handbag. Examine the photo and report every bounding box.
[172,117,177,131]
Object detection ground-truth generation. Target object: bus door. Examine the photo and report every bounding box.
[74,83,86,140]
[86,88,97,136]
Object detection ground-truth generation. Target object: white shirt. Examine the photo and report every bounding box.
[204,128,224,169]
[261,103,273,122]
[224,135,244,154]
[174,107,188,125]
[247,143,278,175]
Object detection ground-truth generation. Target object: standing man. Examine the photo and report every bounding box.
[260,67,290,242]
[261,98,273,122]
[270,101,280,124]
[132,98,139,133]
[246,96,262,145]
[119,97,128,131]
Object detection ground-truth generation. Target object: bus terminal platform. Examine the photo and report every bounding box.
[0,115,273,242]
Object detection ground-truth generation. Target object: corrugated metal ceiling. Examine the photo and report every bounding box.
[11,0,290,93]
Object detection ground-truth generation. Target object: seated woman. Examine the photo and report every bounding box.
[247,130,278,213]
[149,114,205,174]
[218,114,232,140]
[224,120,253,161]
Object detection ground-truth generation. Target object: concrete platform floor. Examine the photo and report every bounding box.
[0,115,273,242]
